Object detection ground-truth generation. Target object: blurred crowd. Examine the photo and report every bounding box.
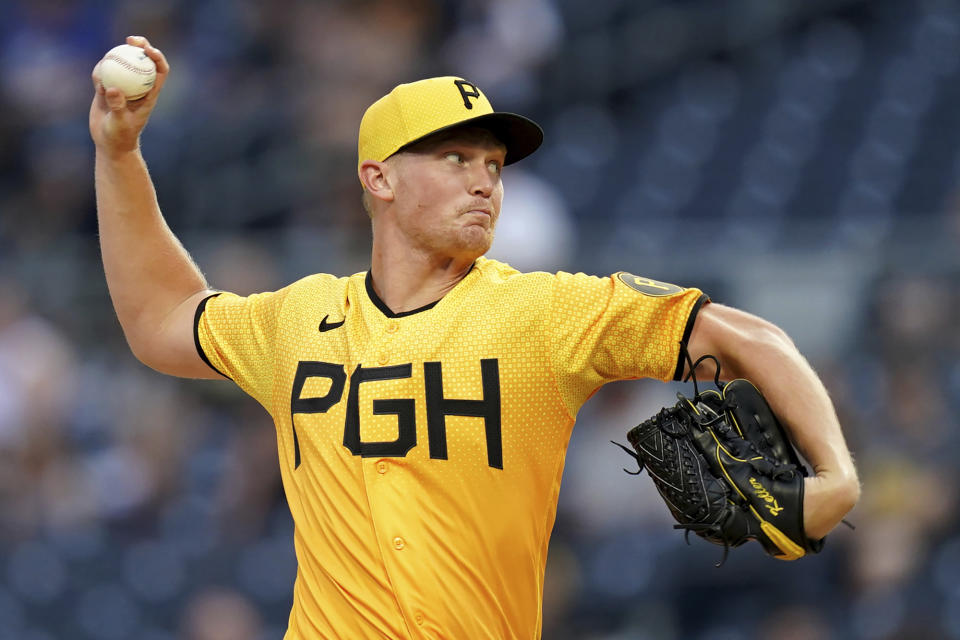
[1,0,958,638]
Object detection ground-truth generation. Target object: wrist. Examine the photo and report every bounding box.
[95,143,143,163]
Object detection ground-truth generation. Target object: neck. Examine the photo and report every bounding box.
[369,243,477,314]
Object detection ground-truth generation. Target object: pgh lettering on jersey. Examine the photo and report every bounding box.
[195,257,706,640]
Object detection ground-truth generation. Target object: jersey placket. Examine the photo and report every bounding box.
[359,315,429,636]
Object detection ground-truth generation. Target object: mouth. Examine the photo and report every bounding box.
[460,205,493,218]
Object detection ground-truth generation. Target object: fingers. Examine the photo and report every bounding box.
[104,87,128,112]
[91,35,168,113]
[126,34,153,49]
[125,35,170,98]
[126,35,170,76]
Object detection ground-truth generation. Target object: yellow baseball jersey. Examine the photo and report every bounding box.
[194,256,707,639]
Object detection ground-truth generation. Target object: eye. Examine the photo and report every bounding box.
[487,160,502,175]
[445,152,464,164]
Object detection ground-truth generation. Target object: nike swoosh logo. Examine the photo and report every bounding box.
[319,315,345,332]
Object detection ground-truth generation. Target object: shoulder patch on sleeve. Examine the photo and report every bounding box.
[617,272,685,297]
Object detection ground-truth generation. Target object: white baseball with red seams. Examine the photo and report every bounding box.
[99,44,156,100]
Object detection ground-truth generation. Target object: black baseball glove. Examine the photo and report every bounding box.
[614,351,825,564]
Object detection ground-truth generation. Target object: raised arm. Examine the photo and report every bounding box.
[90,36,219,379]
[684,302,860,540]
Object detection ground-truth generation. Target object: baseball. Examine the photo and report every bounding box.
[99,44,157,100]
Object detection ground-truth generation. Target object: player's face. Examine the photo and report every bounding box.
[387,128,506,261]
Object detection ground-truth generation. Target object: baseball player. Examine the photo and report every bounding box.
[90,36,859,639]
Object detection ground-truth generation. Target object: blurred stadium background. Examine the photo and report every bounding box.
[1,0,958,638]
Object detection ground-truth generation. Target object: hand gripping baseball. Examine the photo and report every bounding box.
[90,36,170,154]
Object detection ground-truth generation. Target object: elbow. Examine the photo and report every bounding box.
[816,464,861,525]
[124,331,162,371]
[112,304,159,367]
[832,479,861,520]
[835,468,862,514]
[113,290,209,375]
[126,335,187,376]
[119,317,172,373]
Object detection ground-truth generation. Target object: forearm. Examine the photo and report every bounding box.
[95,147,211,356]
[727,334,859,538]
[719,326,853,478]
[688,304,860,538]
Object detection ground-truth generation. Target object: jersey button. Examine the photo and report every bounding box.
[385,320,399,334]
[415,612,424,626]
[392,536,405,550]
[376,461,387,474]
[377,352,389,365]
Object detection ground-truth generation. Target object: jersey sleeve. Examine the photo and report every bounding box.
[194,288,290,408]
[548,271,708,413]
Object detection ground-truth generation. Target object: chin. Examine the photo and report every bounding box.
[454,227,494,256]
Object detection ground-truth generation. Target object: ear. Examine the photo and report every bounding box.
[359,160,395,204]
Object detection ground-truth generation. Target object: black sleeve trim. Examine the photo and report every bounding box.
[193,293,230,379]
[672,294,710,382]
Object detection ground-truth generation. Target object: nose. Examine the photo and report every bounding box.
[469,165,496,198]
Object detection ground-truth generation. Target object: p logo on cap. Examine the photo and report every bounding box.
[357,76,543,179]
[454,79,482,109]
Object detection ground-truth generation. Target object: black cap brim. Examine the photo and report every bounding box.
[395,112,544,166]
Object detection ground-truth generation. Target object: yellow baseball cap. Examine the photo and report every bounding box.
[357,76,543,177]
